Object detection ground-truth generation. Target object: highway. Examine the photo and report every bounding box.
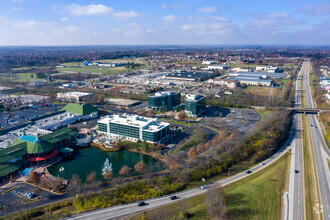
[288,61,305,220]
[65,122,296,220]
[304,60,330,220]
[64,61,328,220]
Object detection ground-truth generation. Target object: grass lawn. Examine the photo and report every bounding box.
[57,66,125,75]
[1,186,18,195]
[167,120,193,127]
[245,86,283,98]
[131,150,291,220]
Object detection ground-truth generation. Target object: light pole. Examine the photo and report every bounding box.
[228,166,234,178]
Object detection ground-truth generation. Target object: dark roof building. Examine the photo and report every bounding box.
[0,127,78,179]
[61,103,98,116]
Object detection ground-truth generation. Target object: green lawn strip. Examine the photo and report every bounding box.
[173,131,207,154]
[224,151,290,220]
[166,120,193,127]
[131,150,291,220]
[22,196,42,204]
[255,109,271,119]
[201,125,220,134]
[327,159,330,169]
[1,187,18,195]
[302,116,318,220]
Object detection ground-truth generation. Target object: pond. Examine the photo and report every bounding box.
[48,147,166,182]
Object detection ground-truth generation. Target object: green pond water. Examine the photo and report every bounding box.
[48,147,166,182]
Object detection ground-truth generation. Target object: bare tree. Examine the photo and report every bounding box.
[119,165,132,177]
[103,170,114,181]
[177,111,187,121]
[205,186,227,219]
[134,161,148,174]
[86,172,97,183]
[187,147,198,160]
[147,110,156,118]
[68,174,82,195]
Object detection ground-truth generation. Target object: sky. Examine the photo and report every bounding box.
[0,0,329,46]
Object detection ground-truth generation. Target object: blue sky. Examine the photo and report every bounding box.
[0,0,329,45]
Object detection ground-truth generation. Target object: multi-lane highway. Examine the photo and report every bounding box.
[66,132,294,220]
[304,60,330,220]
[288,61,305,220]
[64,60,329,220]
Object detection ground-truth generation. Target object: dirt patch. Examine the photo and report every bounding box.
[247,87,283,98]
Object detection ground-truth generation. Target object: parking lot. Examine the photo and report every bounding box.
[204,108,261,134]
[0,105,62,130]
[0,181,67,217]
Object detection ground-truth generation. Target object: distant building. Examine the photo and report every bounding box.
[28,80,45,87]
[202,60,216,65]
[148,91,181,111]
[120,87,148,94]
[185,94,206,117]
[256,66,280,73]
[166,71,214,82]
[208,65,228,70]
[227,77,272,86]
[207,78,240,88]
[97,114,170,144]
[57,91,94,103]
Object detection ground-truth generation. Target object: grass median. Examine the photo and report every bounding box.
[131,150,291,220]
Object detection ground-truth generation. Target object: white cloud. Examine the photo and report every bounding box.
[11,0,23,3]
[63,4,139,20]
[263,13,289,19]
[12,7,22,11]
[163,15,177,22]
[61,17,69,21]
[161,3,168,9]
[112,10,139,20]
[198,6,217,13]
[64,4,114,16]
[298,4,330,15]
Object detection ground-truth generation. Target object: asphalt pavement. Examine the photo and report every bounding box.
[304,60,330,220]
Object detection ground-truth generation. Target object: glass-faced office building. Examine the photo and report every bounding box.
[148,91,181,111]
[97,114,170,144]
[185,94,206,117]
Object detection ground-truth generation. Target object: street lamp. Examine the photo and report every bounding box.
[228,166,234,178]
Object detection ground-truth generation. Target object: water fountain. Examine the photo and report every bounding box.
[102,158,112,175]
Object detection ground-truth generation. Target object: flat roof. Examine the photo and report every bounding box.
[98,114,169,133]
[166,71,213,80]
[106,98,141,106]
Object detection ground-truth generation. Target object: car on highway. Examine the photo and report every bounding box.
[246,170,252,174]
[201,185,207,189]
[138,201,146,206]
[260,162,266,166]
[295,170,299,173]
[170,196,178,200]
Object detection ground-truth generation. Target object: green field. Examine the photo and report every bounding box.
[57,66,125,75]
[132,150,291,220]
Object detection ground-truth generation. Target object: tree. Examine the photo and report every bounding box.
[134,161,148,174]
[177,111,187,121]
[205,186,227,219]
[187,147,198,159]
[119,165,132,177]
[147,110,155,118]
[30,171,40,184]
[68,174,82,195]
[86,172,97,183]
[103,171,113,181]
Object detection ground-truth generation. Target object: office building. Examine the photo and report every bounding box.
[57,91,94,103]
[97,114,170,144]
[148,91,181,111]
[185,94,206,117]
